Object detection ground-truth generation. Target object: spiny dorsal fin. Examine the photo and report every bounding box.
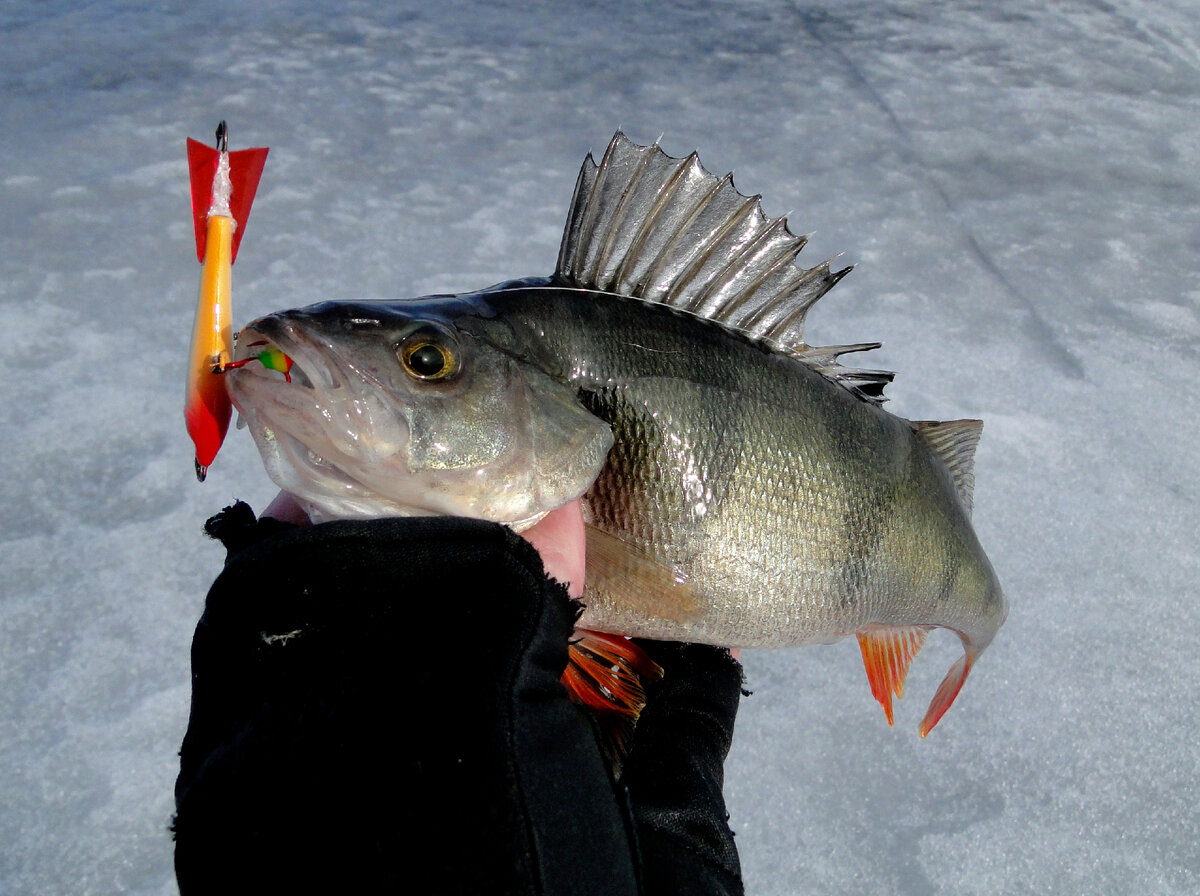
[793,343,896,404]
[912,419,983,513]
[556,132,891,404]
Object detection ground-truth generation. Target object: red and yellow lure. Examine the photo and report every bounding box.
[184,122,269,481]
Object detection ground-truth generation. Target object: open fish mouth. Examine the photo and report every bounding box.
[229,321,326,390]
[227,348,385,511]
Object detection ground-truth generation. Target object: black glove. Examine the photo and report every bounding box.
[174,503,743,895]
[624,640,745,896]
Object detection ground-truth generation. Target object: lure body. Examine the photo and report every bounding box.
[185,212,234,478]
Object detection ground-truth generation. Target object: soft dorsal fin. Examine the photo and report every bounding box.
[555,132,892,404]
[912,419,983,513]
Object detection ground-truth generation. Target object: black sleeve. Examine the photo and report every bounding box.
[174,505,642,896]
[621,642,745,896]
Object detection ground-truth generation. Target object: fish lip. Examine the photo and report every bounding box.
[228,315,410,514]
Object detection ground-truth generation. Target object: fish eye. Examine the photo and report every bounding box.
[398,332,457,381]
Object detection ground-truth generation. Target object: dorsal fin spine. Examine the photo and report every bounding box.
[627,155,708,298]
[557,151,598,276]
[597,141,666,289]
[776,260,851,345]
[706,215,809,325]
[702,214,792,308]
[741,257,817,332]
[745,256,830,338]
[654,172,745,305]
[612,151,693,290]
[556,132,893,404]
[678,199,778,314]
[579,137,650,287]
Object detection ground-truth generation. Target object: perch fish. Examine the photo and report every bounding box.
[226,133,1008,735]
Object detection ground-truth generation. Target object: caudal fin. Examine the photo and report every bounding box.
[918,651,975,738]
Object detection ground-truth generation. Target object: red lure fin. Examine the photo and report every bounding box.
[187,138,269,264]
[562,629,663,770]
[184,124,269,479]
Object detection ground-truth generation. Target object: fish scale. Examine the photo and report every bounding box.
[226,132,1007,736]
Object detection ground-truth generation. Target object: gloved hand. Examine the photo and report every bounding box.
[174,502,744,895]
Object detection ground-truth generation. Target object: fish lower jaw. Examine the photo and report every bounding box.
[270,430,471,521]
[270,430,377,509]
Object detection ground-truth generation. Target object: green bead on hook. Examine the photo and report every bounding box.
[223,340,294,382]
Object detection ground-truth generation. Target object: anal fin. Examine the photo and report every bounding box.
[856,625,929,726]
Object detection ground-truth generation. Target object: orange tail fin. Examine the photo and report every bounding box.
[562,630,663,767]
[918,651,975,738]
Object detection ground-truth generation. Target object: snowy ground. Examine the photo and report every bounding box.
[2,1,1198,893]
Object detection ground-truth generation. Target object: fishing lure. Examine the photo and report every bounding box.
[224,342,294,382]
[184,121,269,480]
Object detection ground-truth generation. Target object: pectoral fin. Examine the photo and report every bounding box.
[583,524,702,626]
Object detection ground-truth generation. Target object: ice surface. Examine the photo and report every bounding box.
[2,1,1198,893]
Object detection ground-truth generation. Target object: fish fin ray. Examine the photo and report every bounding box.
[912,419,984,514]
[856,625,929,726]
[794,342,896,403]
[556,149,600,277]
[555,132,890,404]
[562,630,663,770]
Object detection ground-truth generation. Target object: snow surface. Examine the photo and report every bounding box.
[2,1,1198,893]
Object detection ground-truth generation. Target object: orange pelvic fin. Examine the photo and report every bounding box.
[562,629,663,766]
[856,625,929,726]
[919,650,975,738]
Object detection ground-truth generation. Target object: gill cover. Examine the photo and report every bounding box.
[401,319,616,525]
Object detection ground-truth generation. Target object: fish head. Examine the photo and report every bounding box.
[226,296,613,526]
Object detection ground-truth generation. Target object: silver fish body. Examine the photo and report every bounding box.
[227,133,1008,733]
